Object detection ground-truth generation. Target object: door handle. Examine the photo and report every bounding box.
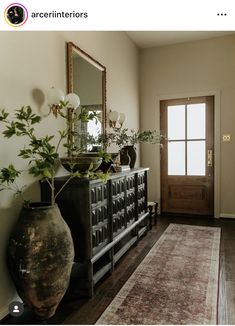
[207,149,213,167]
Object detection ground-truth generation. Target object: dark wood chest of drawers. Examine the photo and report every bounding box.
[41,168,149,296]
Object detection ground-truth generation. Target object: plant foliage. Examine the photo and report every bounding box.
[0,104,108,205]
[97,128,164,149]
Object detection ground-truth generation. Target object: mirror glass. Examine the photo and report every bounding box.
[67,42,106,151]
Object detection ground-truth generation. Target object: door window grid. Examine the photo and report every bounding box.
[167,103,206,176]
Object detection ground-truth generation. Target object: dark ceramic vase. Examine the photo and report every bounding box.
[125,145,137,168]
[7,202,74,319]
[120,147,131,166]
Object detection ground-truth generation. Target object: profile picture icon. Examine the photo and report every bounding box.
[8,300,24,317]
[4,3,28,27]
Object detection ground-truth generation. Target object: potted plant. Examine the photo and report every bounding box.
[101,128,164,168]
[56,105,110,175]
[0,105,107,318]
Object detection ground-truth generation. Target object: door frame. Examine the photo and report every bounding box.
[156,90,221,218]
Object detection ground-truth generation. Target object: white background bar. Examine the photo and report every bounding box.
[0,0,235,31]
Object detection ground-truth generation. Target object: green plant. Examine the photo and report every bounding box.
[0,105,108,205]
[101,128,164,149]
[0,164,22,196]
[0,106,80,205]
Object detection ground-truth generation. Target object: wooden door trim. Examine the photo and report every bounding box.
[160,96,214,216]
[156,90,220,217]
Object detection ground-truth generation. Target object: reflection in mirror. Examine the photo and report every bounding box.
[67,42,106,152]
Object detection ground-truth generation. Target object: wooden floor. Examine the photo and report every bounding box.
[3,215,235,324]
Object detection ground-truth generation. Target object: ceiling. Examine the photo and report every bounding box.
[126,31,235,48]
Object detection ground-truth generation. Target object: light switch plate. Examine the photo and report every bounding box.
[222,134,231,142]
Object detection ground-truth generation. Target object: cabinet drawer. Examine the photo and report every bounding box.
[91,184,107,207]
[137,185,146,216]
[92,205,108,227]
[137,172,146,186]
[126,205,135,225]
[113,212,125,237]
[126,175,135,191]
[138,197,146,216]
[92,222,109,255]
[112,178,125,196]
[112,196,125,214]
[126,191,135,207]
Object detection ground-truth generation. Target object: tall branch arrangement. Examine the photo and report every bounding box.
[0,105,105,205]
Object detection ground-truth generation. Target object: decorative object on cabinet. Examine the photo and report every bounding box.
[97,152,119,173]
[119,146,131,166]
[60,153,102,173]
[114,165,130,172]
[101,127,164,168]
[120,145,137,168]
[125,145,137,168]
[41,168,149,297]
[47,86,104,174]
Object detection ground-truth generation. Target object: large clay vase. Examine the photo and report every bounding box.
[7,202,74,319]
[125,145,137,168]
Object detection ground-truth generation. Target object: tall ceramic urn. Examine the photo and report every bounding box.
[7,202,74,319]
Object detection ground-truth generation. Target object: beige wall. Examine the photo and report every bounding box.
[140,34,235,216]
[0,31,139,318]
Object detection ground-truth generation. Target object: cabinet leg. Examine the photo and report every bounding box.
[154,202,158,225]
[148,205,153,230]
[87,261,94,297]
[109,248,114,273]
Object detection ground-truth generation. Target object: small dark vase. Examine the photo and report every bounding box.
[125,145,137,168]
[120,147,131,166]
[7,202,74,319]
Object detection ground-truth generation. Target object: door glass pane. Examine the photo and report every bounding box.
[187,103,206,139]
[168,141,185,175]
[168,105,185,140]
[187,141,206,176]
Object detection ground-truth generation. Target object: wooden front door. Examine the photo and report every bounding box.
[160,96,214,216]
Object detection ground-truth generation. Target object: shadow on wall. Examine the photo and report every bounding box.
[31,88,49,117]
[31,88,45,109]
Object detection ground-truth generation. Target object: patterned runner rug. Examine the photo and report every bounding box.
[96,223,221,325]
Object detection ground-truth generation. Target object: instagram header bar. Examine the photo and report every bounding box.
[0,0,234,30]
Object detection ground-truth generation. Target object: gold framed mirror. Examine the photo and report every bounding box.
[67,42,106,151]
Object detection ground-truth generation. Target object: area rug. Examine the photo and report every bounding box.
[96,223,221,325]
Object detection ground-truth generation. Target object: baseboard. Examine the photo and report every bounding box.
[220,213,235,219]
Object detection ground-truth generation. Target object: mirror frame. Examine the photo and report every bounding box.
[67,41,107,132]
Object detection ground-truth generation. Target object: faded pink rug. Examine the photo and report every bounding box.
[96,223,221,325]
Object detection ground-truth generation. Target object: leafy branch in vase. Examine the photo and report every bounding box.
[0,106,80,205]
